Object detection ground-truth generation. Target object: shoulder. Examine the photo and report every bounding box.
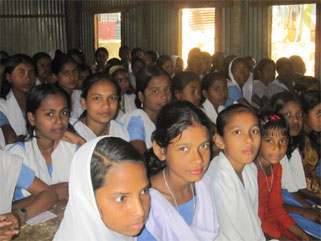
[6,142,26,153]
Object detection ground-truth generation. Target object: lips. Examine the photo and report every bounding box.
[242,148,254,155]
[129,222,144,230]
[189,168,203,175]
[52,128,65,134]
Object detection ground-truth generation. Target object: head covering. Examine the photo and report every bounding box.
[109,65,126,76]
[228,57,254,105]
[54,136,135,241]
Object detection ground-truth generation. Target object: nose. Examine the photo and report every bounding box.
[102,98,111,109]
[56,114,63,124]
[132,197,145,218]
[244,131,253,144]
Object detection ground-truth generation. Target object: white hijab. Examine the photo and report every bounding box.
[228,57,253,104]
[208,152,265,241]
[0,150,22,214]
[54,136,136,241]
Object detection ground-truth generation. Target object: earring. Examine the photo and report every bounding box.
[141,102,144,108]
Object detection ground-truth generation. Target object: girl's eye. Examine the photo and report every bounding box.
[280,139,288,144]
[115,196,126,203]
[109,95,118,102]
[200,143,209,149]
[233,130,241,135]
[62,110,69,116]
[252,129,260,134]
[153,89,160,94]
[46,112,54,117]
[283,112,291,117]
[141,187,150,195]
[18,71,25,76]
[93,96,100,101]
[264,138,273,143]
[179,147,188,152]
[297,112,304,118]
[29,71,36,77]
[165,87,171,93]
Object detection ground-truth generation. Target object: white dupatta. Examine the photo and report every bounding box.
[208,152,265,241]
[201,99,225,124]
[0,150,22,214]
[54,136,136,241]
[145,174,219,241]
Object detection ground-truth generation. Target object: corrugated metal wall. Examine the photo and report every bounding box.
[0,0,67,57]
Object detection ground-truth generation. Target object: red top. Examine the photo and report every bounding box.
[258,163,297,240]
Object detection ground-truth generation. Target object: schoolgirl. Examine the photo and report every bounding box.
[171,55,184,75]
[207,104,265,240]
[129,57,146,89]
[255,112,313,240]
[54,136,150,241]
[120,66,172,154]
[32,52,52,85]
[93,47,109,73]
[51,54,83,118]
[138,101,219,241]
[70,73,129,142]
[172,71,201,107]
[156,55,174,78]
[201,72,228,124]
[6,84,77,201]
[225,57,253,107]
[109,65,136,120]
[0,54,36,146]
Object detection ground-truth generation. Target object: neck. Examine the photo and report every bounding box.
[36,135,55,154]
[83,116,109,136]
[62,86,72,95]
[163,168,191,192]
[255,156,273,176]
[303,123,312,134]
[12,89,28,112]
[143,107,158,124]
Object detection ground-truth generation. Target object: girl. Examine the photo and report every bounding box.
[0,54,36,146]
[129,57,146,89]
[6,84,78,201]
[109,65,136,119]
[70,73,129,142]
[225,57,253,107]
[138,101,219,241]
[93,47,109,73]
[269,92,321,237]
[207,104,265,241]
[300,90,321,192]
[32,52,52,85]
[0,150,57,241]
[51,54,83,118]
[171,55,184,75]
[255,112,312,240]
[172,71,201,107]
[54,136,150,241]
[186,54,203,79]
[157,55,174,78]
[201,72,228,124]
[120,66,172,154]
[77,63,92,90]
[252,59,276,106]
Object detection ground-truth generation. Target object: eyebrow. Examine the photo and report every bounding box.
[174,139,210,146]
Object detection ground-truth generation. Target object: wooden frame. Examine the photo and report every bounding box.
[250,1,321,7]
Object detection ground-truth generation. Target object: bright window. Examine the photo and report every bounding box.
[272,4,316,76]
[95,12,121,59]
[181,8,215,65]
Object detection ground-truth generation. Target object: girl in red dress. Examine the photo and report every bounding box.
[255,112,313,240]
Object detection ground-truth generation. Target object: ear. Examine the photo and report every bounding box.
[27,112,36,127]
[138,91,144,104]
[214,133,225,150]
[202,89,208,99]
[175,90,181,100]
[152,140,166,161]
[5,73,12,84]
[80,98,87,110]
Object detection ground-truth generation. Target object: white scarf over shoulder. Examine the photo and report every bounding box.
[208,152,265,241]
[201,99,225,124]
[54,136,136,241]
[5,137,77,197]
[0,150,22,214]
[228,57,253,105]
[120,109,155,149]
[70,118,129,142]
[280,148,306,192]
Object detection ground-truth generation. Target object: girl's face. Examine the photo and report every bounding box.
[155,124,211,183]
[28,94,69,141]
[279,101,303,136]
[57,62,79,93]
[232,61,249,87]
[305,103,321,132]
[162,60,174,77]
[203,78,228,108]
[189,60,203,76]
[143,54,153,66]
[95,162,150,236]
[259,130,289,165]
[96,51,108,65]
[261,63,276,84]
[277,64,293,81]
[78,70,90,90]
[7,63,36,94]
[175,58,184,73]
[81,80,118,125]
[139,75,172,114]
[132,60,145,75]
[215,111,261,171]
[36,57,52,81]
[114,71,130,94]
[176,79,201,107]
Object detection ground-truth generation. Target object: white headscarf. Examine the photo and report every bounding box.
[228,57,253,104]
[54,136,135,241]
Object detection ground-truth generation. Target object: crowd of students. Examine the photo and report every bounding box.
[0,46,320,241]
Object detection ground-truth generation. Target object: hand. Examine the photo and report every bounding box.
[51,182,69,200]
[62,130,86,146]
[0,215,19,241]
